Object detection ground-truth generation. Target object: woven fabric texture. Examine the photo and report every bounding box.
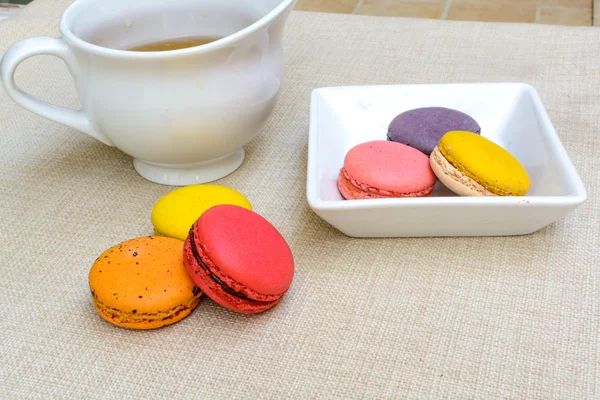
[1,0,599,398]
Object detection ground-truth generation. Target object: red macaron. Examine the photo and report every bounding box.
[183,204,294,314]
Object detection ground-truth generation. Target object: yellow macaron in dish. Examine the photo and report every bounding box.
[151,184,252,241]
[430,130,531,196]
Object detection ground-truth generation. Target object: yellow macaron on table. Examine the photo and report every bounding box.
[151,184,252,241]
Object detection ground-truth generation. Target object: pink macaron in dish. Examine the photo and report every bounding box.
[183,204,294,314]
[338,140,436,200]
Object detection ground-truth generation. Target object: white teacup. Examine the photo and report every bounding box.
[0,0,295,185]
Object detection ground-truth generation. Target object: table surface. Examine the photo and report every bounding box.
[1,0,599,398]
[296,0,596,27]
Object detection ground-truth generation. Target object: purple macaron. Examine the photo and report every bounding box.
[387,107,481,155]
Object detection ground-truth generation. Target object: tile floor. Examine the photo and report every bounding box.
[295,0,595,26]
[0,0,596,27]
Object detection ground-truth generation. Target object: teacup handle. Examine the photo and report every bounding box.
[0,36,112,146]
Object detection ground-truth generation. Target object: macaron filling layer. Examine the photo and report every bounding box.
[340,168,434,198]
[93,293,201,325]
[188,227,283,303]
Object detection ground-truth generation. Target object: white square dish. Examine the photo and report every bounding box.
[306,83,586,237]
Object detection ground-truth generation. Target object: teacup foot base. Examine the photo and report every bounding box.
[133,149,245,186]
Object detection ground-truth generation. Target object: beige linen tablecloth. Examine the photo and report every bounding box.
[1,0,599,398]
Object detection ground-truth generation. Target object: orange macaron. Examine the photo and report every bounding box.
[89,236,202,330]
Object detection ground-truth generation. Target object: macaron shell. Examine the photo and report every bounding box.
[151,184,252,241]
[387,107,481,155]
[438,131,531,196]
[89,236,201,329]
[195,205,294,296]
[343,140,436,194]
